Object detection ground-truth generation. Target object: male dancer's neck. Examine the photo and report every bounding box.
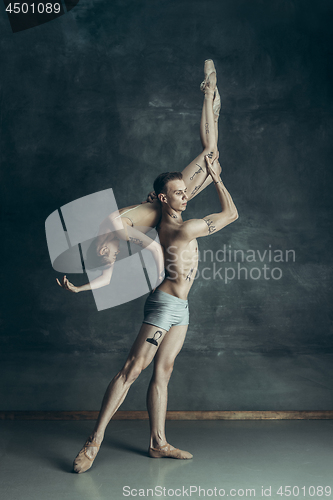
[161,207,183,222]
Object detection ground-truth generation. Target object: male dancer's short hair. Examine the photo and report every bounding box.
[153,172,183,197]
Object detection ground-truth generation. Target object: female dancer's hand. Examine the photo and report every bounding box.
[207,149,219,164]
[143,190,157,203]
[56,275,79,293]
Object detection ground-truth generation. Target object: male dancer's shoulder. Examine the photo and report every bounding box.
[177,219,208,242]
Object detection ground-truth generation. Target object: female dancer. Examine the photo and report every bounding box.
[57,60,221,294]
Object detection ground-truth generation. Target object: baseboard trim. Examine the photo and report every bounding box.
[1,410,333,421]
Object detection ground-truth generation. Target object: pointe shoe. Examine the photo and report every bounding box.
[200,59,217,95]
[213,86,221,117]
[73,438,101,473]
[148,443,193,460]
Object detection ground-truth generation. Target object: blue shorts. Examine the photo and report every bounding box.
[143,289,189,331]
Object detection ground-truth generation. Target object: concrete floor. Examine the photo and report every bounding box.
[1,420,332,500]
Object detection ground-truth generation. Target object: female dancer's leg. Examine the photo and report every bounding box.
[181,60,221,200]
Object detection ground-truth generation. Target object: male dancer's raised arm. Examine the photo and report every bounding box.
[181,155,238,240]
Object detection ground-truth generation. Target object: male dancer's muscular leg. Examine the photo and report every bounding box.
[81,323,168,460]
[147,324,188,449]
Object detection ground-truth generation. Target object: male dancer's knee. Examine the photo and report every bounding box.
[155,361,174,385]
[118,357,146,385]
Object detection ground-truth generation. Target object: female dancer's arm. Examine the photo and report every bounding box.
[56,222,164,293]
[56,266,113,293]
[126,225,164,281]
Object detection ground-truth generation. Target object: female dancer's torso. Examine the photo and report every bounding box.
[118,200,161,230]
[98,199,162,238]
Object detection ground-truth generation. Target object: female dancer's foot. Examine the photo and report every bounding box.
[200,59,217,96]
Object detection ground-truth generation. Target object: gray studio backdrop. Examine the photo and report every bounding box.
[1,0,332,411]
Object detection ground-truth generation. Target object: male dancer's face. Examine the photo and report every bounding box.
[163,179,188,212]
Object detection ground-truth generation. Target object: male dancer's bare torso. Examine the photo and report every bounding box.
[157,218,199,300]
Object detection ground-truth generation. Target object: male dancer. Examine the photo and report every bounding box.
[72,60,238,473]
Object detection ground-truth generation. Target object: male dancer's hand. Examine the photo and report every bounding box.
[205,155,222,182]
[56,275,79,293]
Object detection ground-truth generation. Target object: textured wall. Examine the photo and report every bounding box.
[1,0,333,410]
